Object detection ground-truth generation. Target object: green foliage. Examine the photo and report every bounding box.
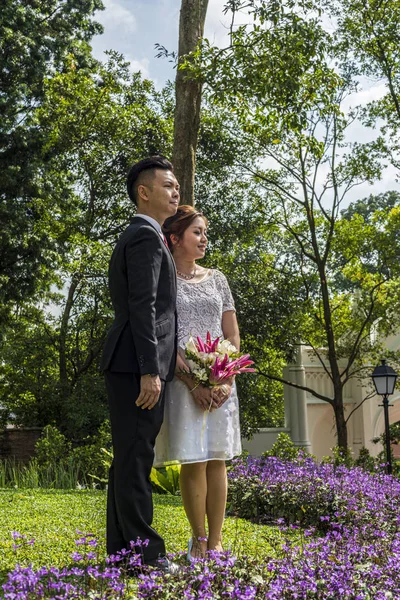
[0,458,90,490]
[187,0,400,448]
[321,446,355,469]
[0,56,173,438]
[0,419,111,488]
[195,110,306,432]
[87,442,181,495]
[333,0,400,151]
[354,447,377,472]
[262,433,301,461]
[35,426,71,468]
[150,465,181,495]
[0,0,104,327]
[71,421,112,484]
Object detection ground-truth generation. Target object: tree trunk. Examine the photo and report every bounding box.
[173,0,209,206]
[316,258,348,450]
[59,275,80,386]
[333,390,348,450]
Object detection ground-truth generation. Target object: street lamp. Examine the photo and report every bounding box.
[371,359,398,474]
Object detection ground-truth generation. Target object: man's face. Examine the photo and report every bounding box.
[140,169,180,220]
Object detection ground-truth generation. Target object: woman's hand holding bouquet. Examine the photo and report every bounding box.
[182,331,256,410]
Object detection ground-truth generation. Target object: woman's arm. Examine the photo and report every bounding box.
[222,310,240,351]
[212,310,241,407]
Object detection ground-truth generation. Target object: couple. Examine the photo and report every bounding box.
[101,156,242,569]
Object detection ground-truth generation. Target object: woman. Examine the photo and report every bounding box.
[154,205,242,559]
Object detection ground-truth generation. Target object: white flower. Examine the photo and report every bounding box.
[194,368,208,381]
[186,359,198,371]
[218,339,237,356]
[185,336,199,356]
[198,351,218,365]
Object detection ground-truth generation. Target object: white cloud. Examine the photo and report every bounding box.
[125,56,150,79]
[97,0,137,34]
[204,0,231,46]
[342,80,387,113]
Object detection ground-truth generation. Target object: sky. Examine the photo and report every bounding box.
[90,0,231,88]
[90,0,400,203]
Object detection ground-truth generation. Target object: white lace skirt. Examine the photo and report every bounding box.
[154,377,242,466]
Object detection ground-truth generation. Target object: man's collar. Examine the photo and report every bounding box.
[133,213,162,234]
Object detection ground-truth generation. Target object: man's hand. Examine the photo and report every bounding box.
[136,374,161,410]
[192,385,218,412]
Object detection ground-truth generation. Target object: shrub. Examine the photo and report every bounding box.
[262,432,301,461]
[35,426,71,469]
[71,420,112,484]
[150,465,181,495]
[354,446,377,472]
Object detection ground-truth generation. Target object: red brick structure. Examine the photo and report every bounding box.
[0,427,42,463]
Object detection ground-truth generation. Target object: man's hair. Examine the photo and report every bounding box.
[126,155,174,205]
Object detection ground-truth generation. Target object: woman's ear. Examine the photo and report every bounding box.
[170,234,180,247]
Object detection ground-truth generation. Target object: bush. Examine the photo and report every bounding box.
[321,445,355,468]
[0,422,113,490]
[35,426,71,468]
[70,420,112,484]
[262,432,301,461]
[354,446,377,471]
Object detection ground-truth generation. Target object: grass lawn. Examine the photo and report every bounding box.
[0,489,284,585]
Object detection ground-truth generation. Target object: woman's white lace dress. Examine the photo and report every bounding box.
[154,269,242,466]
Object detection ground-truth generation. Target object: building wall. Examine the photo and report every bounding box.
[283,344,400,460]
[241,428,291,456]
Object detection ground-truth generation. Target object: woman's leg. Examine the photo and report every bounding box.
[180,462,208,557]
[206,460,227,552]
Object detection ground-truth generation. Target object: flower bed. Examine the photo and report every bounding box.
[3,459,400,598]
[4,528,400,599]
[227,454,400,534]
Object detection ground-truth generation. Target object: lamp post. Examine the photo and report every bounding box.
[371,359,398,475]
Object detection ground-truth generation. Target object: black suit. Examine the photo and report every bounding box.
[101,217,177,562]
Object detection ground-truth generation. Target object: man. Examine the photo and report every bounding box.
[100,155,179,567]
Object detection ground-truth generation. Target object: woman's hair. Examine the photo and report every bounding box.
[162,205,208,251]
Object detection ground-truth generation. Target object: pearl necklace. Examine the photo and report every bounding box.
[177,265,197,280]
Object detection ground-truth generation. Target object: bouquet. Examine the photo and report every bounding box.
[183,331,256,388]
[182,332,255,446]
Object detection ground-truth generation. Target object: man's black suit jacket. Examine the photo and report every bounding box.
[100,217,177,381]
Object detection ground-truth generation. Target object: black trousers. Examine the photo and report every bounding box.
[105,371,166,563]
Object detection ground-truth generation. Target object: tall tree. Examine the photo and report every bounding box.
[0,55,174,439]
[0,0,103,328]
[332,0,400,172]
[173,0,209,205]
[184,0,400,449]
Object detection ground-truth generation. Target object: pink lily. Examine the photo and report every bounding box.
[210,335,220,352]
[196,336,206,352]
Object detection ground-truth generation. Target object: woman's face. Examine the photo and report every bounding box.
[175,216,208,259]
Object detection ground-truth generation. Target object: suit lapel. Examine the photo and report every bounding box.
[133,216,177,275]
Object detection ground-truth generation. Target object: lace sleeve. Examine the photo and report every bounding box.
[214,270,236,313]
